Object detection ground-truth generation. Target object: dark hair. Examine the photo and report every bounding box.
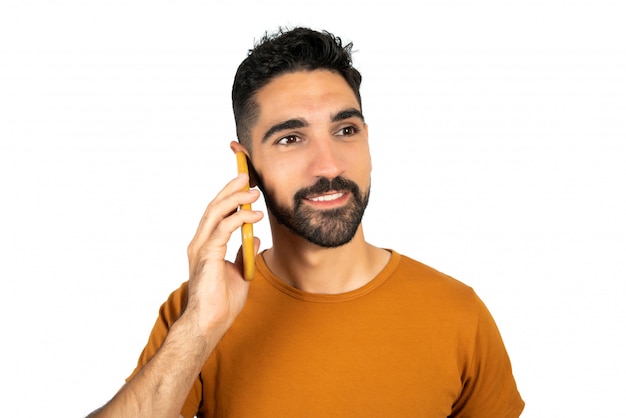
[231,27,362,151]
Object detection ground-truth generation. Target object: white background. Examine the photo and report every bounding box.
[1,1,624,416]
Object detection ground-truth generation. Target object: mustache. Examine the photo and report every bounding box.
[293,176,361,202]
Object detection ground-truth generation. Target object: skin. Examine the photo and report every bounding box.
[89,69,389,418]
[233,69,389,293]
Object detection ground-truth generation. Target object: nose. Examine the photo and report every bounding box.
[307,135,344,179]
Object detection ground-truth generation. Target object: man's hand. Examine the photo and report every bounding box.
[184,172,263,335]
[88,171,263,418]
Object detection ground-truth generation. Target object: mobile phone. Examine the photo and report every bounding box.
[236,151,255,281]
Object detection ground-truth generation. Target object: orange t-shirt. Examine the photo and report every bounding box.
[129,250,524,417]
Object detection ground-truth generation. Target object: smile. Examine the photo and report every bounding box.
[307,192,345,202]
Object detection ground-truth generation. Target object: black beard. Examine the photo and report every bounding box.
[260,176,370,248]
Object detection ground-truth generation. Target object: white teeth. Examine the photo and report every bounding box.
[309,193,344,202]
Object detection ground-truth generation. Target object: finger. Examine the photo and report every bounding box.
[193,208,263,265]
[199,190,261,243]
[205,209,263,251]
[199,174,253,224]
[234,236,261,272]
[209,173,252,208]
[190,185,260,248]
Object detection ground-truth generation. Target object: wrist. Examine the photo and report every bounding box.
[175,306,231,350]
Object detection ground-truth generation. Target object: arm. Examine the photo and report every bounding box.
[88,172,263,418]
[451,295,524,417]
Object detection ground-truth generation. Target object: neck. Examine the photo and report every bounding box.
[263,222,390,294]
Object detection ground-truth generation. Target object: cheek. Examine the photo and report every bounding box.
[354,154,373,194]
[354,148,373,178]
[256,167,299,205]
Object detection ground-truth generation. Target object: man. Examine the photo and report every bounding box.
[89,27,524,417]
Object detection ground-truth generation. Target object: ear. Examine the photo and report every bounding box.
[230,140,249,156]
[229,141,259,188]
[360,123,373,172]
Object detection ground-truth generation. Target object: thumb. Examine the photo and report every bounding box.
[235,236,261,279]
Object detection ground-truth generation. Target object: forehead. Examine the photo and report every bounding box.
[253,69,360,124]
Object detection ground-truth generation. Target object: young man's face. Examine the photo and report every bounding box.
[248,69,372,248]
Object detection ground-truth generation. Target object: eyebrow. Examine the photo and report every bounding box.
[261,118,308,143]
[332,108,365,123]
[261,108,364,143]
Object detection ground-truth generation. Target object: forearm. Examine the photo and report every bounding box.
[90,315,225,418]
[88,171,260,418]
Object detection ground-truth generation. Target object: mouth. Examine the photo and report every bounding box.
[307,192,345,202]
[292,177,360,210]
[304,191,350,208]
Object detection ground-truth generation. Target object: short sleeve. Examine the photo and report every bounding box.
[125,282,203,418]
[451,294,525,417]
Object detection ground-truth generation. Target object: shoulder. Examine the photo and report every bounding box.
[379,251,490,326]
[156,281,189,325]
[392,251,477,298]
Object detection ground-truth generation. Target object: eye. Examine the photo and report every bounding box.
[276,134,301,145]
[336,125,360,136]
